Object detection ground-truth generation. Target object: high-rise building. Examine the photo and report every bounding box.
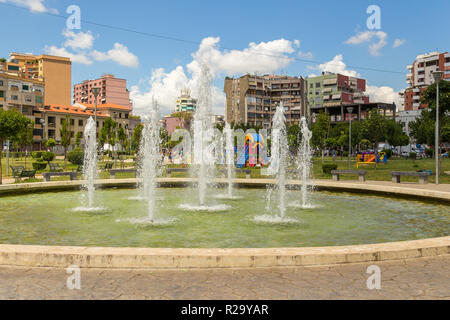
[307,72,372,122]
[224,74,308,128]
[73,74,132,108]
[175,89,197,112]
[8,53,72,106]
[404,51,450,111]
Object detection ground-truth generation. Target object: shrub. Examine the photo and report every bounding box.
[31,151,42,159]
[425,149,433,158]
[409,152,417,160]
[343,151,349,157]
[32,162,47,171]
[68,148,84,166]
[46,138,56,148]
[42,151,55,164]
[382,149,393,158]
[322,164,338,175]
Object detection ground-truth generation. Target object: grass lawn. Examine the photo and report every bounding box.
[2,155,449,184]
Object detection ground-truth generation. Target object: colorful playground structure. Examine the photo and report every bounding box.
[357,152,388,168]
[236,133,270,168]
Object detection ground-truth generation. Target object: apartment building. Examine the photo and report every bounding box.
[404,51,450,111]
[307,72,373,122]
[36,103,134,147]
[224,74,308,128]
[175,89,197,112]
[8,53,72,106]
[73,74,132,108]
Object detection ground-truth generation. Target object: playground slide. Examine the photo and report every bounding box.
[236,145,249,168]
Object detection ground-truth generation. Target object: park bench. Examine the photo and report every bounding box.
[331,170,367,182]
[11,166,36,182]
[104,162,113,170]
[43,172,78,182]
[49,163,64,172]
[166,168,189,177]
[391,171,429,185]
[219,168,252,179]
[109,169,137,179]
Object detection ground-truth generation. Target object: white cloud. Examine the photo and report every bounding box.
[45,30,139,68]
[366,85,403,107]
[91,43,139,68]
[44,45,92,65]
[344,31,388,56]
[63,29,94,50]
[308,54,360,77]
[298,51,313,59]
[0,0,58,13]
[131,37,299,116]
[393,39,406,48]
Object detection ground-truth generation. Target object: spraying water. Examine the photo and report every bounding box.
[225,122,234,198]
[192,64,214,206]
[138,98,161,222]
[297,117,314,208]
[82,117,98,208]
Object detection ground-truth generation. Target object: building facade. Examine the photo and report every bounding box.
[8,53,72,106]
[73,74,132,108]
[307,72,371,123]
[404,51,450,111]
[175,89,197,112]
[224,74,308,128]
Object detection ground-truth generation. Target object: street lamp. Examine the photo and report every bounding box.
[91,87,101,125]
[113,112,118,168]
[347,107,354,169]
[432,71,443,185]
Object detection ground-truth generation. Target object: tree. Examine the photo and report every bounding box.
[60,115,73,170]
[131,124,143,154]
[0,109,31,184]
[311,112,330,162]
[46,138,56,149]
[75,132,82,148]
[385,119,410,150]
[361,109,387,154]
[14,120,34,169]
[99,118,118,157]
[287,124,301,152]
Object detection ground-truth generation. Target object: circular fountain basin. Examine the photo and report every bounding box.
[0,188,448,249]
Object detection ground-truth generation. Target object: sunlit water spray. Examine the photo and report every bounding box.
[295,117,314,208]
[181,64,230,212]
[255,103,298,224]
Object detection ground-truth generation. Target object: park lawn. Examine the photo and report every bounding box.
[2,156,450,183]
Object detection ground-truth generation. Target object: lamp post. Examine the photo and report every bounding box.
[432,71,443,185]
[113,112,118,168]
[91,87,101,125]
[347,107,354,169]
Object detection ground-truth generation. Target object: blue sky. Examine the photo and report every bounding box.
[0,0,448,115]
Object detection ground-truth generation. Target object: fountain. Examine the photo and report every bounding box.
[296,117,314,208]
[137,98,161,222]
[255,103,298,223]
[75,116,100,211]
[181,64,229,211]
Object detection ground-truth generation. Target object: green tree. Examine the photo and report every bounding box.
[60,115,73,170]
[46,138,56,149]
[0,109,31,184]
[14,120,34,169]
[385,119,410,150]
[131,124,143,154]
[287,124,301,151]
[75,132,83,148]
[99,118,118,157]
[361,109,387,155]
[311,112,330,163]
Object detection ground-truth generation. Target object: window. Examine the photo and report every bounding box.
[79,120,83,126]
[316,82,321,88]
[0,91,3,98]
[11,95,18,100]
[35,96,42,103]
[70,119,75,126]
[22,85,29,91]
[8,65,19,71]
[0,80,3,86]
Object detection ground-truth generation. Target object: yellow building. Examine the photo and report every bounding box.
[8,53,72,106]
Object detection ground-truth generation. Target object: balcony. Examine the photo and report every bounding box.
[413,88,420,93]
[413,95,420,100]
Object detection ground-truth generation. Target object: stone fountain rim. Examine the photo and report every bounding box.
[0,178,448,269]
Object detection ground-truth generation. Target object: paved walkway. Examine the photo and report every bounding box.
[1,255,448,300]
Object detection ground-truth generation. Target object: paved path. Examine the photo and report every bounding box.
[1,255,448,300]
